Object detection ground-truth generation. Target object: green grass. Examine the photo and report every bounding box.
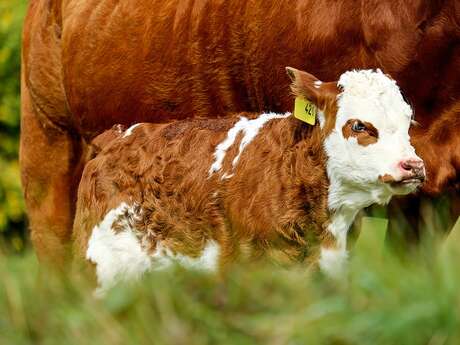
[1,226,460,345]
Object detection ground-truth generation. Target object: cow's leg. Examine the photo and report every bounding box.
[386,196,421,255]
[419,192,460,241]
[318,226,349,278]
[450,192,460,229]
[387,192,460,254]
[318,246,348,278]
[20,80,85,268]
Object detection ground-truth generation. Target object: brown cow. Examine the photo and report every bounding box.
[21,0,460,265]
[73,68,425,293]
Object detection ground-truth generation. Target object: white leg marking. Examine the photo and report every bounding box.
[319,247,348,278]
[209,112,291,178]
[318,209,358,278]
[151,241,220,272]
[87,203,220,295]
[123,123,142,138]
[86,203,151,295]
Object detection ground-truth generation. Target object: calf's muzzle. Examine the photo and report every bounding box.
[399,159,426,183]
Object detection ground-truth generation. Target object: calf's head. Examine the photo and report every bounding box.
[286,67,425,207]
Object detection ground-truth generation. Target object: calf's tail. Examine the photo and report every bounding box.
[87,124,127,159]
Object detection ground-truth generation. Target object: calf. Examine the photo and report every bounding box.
[73,69,425,293]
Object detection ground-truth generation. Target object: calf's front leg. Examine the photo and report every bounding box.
[318,210,357,278]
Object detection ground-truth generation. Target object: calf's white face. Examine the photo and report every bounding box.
[286,68,425,208]
[325,70,425,200]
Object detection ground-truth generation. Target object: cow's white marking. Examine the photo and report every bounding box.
[231,112,291,167]
[86,203,149,296]
[123,123,142,138]
[314,80,323,89]
[325,69,417,212]
[317,110,326,128]
[318,247,348,278]
[152,240,220,271]
[318,208,357,278]
[208,118,248,175]
[86,202,220,295]
[114,124,125,134]
[209,112,291,178]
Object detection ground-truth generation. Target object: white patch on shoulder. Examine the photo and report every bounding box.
[209,112,291,178]
[231,112,291,168]
[123,123,142,138]
[208,117,249,176]
[86,203,150,296]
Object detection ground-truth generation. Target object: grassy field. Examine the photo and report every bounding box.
[1,219,460,345]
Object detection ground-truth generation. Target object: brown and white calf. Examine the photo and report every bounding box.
[73,68,425,293]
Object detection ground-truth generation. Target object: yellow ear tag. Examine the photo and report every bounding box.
[294,97,317,125]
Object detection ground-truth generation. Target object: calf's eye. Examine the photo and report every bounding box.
[352,121,366,132]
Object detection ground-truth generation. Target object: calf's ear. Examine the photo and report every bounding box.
[286,67,339,111]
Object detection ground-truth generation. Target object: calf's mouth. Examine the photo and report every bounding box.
[378,173,425,189]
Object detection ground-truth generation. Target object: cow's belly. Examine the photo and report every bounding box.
[61,0,253,137]
[60,0,377,138]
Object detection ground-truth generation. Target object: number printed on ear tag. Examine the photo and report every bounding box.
[294,97,317,125]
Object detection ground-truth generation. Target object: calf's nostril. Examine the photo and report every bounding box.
[400,159,424,173]
[400,161,413,172]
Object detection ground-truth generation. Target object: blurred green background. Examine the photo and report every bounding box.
[0,0,27,251]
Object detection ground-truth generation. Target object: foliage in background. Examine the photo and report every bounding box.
[1,226,460,345]
[0,0,28,250]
